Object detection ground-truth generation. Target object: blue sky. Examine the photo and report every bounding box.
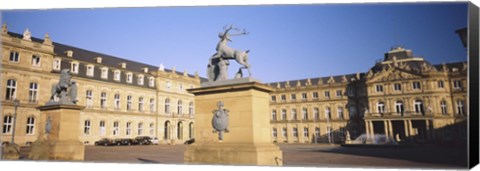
[1,3,468,83]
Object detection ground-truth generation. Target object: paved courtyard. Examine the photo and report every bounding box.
[82,144,467,169]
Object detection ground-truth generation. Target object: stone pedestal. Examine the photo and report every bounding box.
[30,104,85,161]
[185,78,283,166]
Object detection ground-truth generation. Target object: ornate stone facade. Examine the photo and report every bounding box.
[1,27,200,145]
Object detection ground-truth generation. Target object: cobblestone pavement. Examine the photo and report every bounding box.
[82,144,467,169]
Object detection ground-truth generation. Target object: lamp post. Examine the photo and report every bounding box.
[11,99,20,144]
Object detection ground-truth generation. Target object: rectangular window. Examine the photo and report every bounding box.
[29,82,38,103]
[99,121,106,136]
[281,109,287,120]
[26,117,35,135]
[138,75,144,85]
[71,62,79,74]
[337,107,344,119]
[440,101,448,115]
[453,80,462,89]
[281,95,286,102]
[293,128,298,138]
[84,120,91,135]
[31,55,41,67]
[126,122,132,135]
[113,121,119,136]
[315,127,320,138]
[9,51,19,62]
[149,77,155,87]
[138,123,143,135]
[86,65,94,77]
[271,95,276,102]
[114,94,120,110]
[314,108,319,120]
[6,79,17,100]
[53,58,61,71]
[324,91,330,98]
[272,128,278,138]
[86,90,93,108]
[127,96,132,111]
[271,110,277,121]
[301,93,307,101]
[302,108,308,120]
[149,123,154,136]
[290,94,296,101]
[126,73,133,83]
[412,81,421,90]
[150,98,155,113]
[336,90,342,97]
[114,71,121,81]
[312,92,319,99]
[101,68,108,79]
[438,80,444,88]
[325,107,331,120]
[282,128,287,138]
[100,92,107,109]
[375,85,383,92]
[394,83,402,91]
[3,116,13,134]
[139,97,144,112]
[303,128,309,138]
[291,108,297,120]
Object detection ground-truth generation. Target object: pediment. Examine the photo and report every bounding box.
[367,68,423,83]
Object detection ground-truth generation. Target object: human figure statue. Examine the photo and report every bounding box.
[45,116,52,135]
[48,69,77,104]
[207,25,252,82]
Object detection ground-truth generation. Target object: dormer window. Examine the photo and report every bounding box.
[138,74,144,85]
[120,62,127,69]
[143,67,149,73]
[114,70,121,81]
[101,67,109,79]
[149,77,155,87]
[53,58,62,71]
[86,64,94,77]
[126,72,133,83]
[71,61,79,74]
[31,55,41,67]
[65,50,73,57]
[95,57,102,63]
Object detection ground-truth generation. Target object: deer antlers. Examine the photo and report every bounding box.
[223,25,249,36]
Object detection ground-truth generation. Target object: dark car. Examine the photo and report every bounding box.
[135,136,152,145]
[119,138,138,146]
[95,138,114,146]
[184,138,195,145]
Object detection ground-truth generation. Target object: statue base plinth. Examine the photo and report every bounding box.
[30,104,85,161]
[186,79,283,166]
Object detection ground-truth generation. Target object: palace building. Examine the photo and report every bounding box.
[0,25,468,146]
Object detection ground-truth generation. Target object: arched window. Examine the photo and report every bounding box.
[26,116,35,135]
[177,122,183,139]
[377,102,385,114]
[189,122,194,139]
[6,79,16,100]
[395,101,404,114]
[165,98,171,114]
[440,100,448,115]
[178,100,183,115]
[414,100,424,114]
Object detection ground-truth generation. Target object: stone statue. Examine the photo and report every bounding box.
[208,25,252,82]
[212,101,229,141]
[45,116,52,135]
[48,69,77,105]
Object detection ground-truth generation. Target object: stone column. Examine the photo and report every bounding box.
[369,121,375,137]
[404,120,410,138]
[365,120,370,137]
[384,120,389,137]
[388,120,394,140]
[425,119,431,141]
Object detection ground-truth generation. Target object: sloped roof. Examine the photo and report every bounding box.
[266,73,365,89]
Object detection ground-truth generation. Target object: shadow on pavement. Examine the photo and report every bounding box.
[312,145,468,168]
[137,158,160,163]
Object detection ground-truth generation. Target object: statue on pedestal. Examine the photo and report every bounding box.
[208,25,252,82]
[48,69,78,105]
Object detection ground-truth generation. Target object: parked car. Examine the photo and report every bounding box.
[112,139,123,146]
[135,136,152,145]
[95,138,114,146]
[184,138,195,145]
[150,137,159,145]
[119,138,138,146]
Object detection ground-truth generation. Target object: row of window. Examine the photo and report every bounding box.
[5,79,38,102]
[83,120,194,140]
[52,58,157,87]
[271,106,355,121]
[8,51,41,67]
[374,80,463,93]
[2,116,35,135]
[271,127,343,139]
[272,89,355,102]
[374,99,465,115]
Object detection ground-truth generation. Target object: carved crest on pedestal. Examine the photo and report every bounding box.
[212,101,229,141]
